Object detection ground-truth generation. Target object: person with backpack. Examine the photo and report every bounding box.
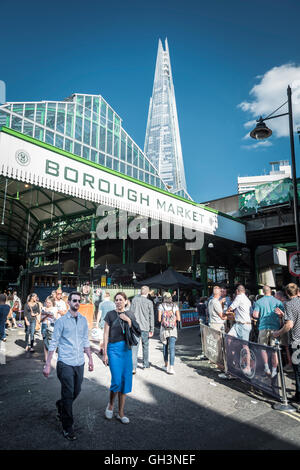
[158,292,181,375]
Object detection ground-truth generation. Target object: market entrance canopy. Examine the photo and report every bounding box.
[0,127,246,246]
[135,267,203,289]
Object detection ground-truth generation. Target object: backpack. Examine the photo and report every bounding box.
[161,304,177,329]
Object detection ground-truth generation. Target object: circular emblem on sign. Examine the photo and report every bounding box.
[240,347,256,379]
[15,149,30,166]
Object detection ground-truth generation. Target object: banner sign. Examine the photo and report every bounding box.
[200,324,224,369]
[0,128,246,244]
[180,309,199,328]
[224,335,281,400]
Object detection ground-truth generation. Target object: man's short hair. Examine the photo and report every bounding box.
[285,283,299,298]
[0,294,6,302]
[68,291,81,302]
[237,285,245,293]
[213,286,220,294]
[104,291,110,298]
[141,286,150,296]
[263,285,271,295]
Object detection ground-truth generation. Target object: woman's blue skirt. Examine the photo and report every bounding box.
[107,340,132,394]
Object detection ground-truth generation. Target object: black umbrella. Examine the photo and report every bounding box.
[134,267,202,289]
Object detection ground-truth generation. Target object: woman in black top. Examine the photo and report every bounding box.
[24,293,40,352]
[103,292,136,424]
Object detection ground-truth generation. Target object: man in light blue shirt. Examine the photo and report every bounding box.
[253,285,284,378]
[43,291,93,441]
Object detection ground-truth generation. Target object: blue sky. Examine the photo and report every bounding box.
[1,0,300,202]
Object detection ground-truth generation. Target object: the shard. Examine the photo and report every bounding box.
[144,38,191,200]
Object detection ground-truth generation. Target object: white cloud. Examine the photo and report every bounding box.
[238,64,300,138]
[241,140,273,150]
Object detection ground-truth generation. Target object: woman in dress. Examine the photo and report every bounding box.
[24,293,40,352]
[158,292,181,375]
[102,292,136,424]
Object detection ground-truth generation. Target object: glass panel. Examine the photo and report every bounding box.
[99,152,105,166]
[150,175,155,186]
[66,105,74,137]
[55,134,64,149]
[11,115,22,132]
[36,104,45,125]
[139,170,144,181]
[133,146,138,166]
[64,138,73,153]
[46,104,56,130]
[126,164,132,177]
[76,95,84,106]
[82,146,90,159]
[113,159,119,171]
[0,110,10,127]
[145,173,149,184]
[56,103,65,134]
[91,149,97,162]
[74,142,82,156]
[133,167,138,179]
[127,140,132,164]
[120,162,125,174]
[24,104,35,120]
[107,108,113,130]
[145,159,150,172]
[91,122,98,148]
[45,130,54,145]
[85,95,92,110]
[113,135,119,158]
[34,126,44,141]
[138,151,144,169]
[76,101,83,118]
[92,97,99,121]
[107,130,112,155]
[83,118,91,145]
[75,115,82,141]
[121,139,126,161]
[106,156,112,169]
[114,114,120,137]
[23,121,33,136]
[13,104,24,115]
[100,100,107,125]
[100,126,106,152]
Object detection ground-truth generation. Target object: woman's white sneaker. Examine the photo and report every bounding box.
[116,414,130,424]
[168,366,175,375]
[105,405,113,420]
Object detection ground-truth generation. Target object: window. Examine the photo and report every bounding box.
[24,104,35,121]
[100,126,106,152]
[106,156,112,168]
[99,152,105,165]
[23,121,33,137]
[113,159,119,171]
[113,135,119,158]
[74,142,82,156]
[82,146,90,159]
[56,104,65,134]
[11,115,22,132]
[91,122,98,148]
[92,97,99,120]
[127,141,132,164]
[91,149,97,162]
[34,126,44,141]
[64,139,73,153]
[45,130,54,145]
[83,118,91,145]
[55,134,64,149]
[85,95,92,110]
[46,104,56,130]
[36,104,45,125]
[75,116,82,141]
[107,130,112,155]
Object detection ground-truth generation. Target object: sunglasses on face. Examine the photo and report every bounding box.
[71,299,80,303]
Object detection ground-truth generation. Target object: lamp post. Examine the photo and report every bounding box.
[250,85,300,251]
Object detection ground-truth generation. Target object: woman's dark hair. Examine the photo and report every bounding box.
[114,292,128,301]
[27,293,37,302]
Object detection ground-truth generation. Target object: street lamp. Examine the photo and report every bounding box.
[250,85,300,251]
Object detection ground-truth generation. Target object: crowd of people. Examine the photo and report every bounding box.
[1,281,300,442]
[198,283,300,402]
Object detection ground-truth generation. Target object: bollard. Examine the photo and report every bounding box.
[272,339,296,412]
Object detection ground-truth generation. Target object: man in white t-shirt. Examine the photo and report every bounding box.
[208,286,226,331]
[226,285,252,341]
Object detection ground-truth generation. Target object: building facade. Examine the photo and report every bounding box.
[238,160,291,193]
[144,39,190,200]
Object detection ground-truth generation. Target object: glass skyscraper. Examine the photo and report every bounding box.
[0,94,169,192]
[144,38,191,200]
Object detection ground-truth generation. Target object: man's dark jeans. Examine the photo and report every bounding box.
[56,361,84,432]
[290,346,300,399]
[132,331,149,369]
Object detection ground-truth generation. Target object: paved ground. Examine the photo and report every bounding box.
[0,325,300,451]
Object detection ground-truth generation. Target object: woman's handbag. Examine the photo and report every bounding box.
[124,319,141,349]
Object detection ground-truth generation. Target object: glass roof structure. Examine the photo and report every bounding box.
[144,39,191,200]
[0,93,170,192]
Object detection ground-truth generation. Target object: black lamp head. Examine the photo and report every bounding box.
[250,117,272,140]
